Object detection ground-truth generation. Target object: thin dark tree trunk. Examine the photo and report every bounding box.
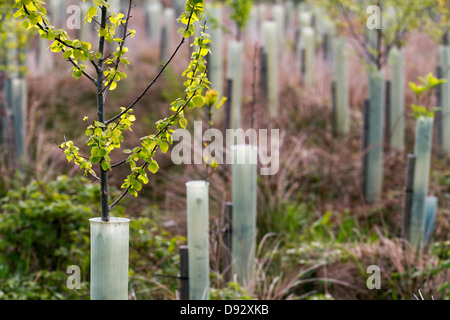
[376,1,382,70]
[97,5,109,222]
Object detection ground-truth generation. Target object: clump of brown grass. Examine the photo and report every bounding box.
[316,237,448,300]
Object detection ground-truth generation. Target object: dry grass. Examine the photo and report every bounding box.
[1,6,449,300]
[316,237,449,300]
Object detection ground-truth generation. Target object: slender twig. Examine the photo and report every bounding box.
[110,28,206,169]
[109,62,202,168]
[61,48,97,84]
[91,17,102,27]
[22,4,98,84]
[338,3,375,64]
[205,100,212,183]
[55,142,100,180]
[101,0,133,98]
[111,158,127,168]
[89,55,101,75]
[39,10,100,72]
[109,82,204,210]
[251,43,258,129]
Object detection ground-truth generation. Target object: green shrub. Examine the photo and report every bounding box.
[0,271,89,300]
[0,175,96,274]
[210,282,253,300]
[0,175,185,300]
[129,216,186,300]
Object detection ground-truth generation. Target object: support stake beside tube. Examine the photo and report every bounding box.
[223,202,233,283]
[403,154,415,240]
[179,245,189,300]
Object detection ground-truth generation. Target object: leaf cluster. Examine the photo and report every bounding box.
[409,72,447,118]
[14,1,213,206]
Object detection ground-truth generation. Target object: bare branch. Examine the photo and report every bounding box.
[61,48,97,84]
[22,4,98,84]
[111,158,127,168]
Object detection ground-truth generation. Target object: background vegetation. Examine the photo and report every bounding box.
[0,0,449,299]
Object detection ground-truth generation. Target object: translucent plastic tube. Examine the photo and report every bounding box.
[5,78,27,164]
[410,116,434,249]
[424,196,438,244]
[208,5,224,123]
[90,217,130,300]
[257,4,267,32]
[298,11,312,27]
[285,1,295,32]
[145,0,162,43]
[365,70,385,203]
[163,8,175,46]
[439,45,450,156]
[186,181,210,300]
[49,0,64,28]
[173,0,185,18]
[262,21,279,119]
[273,4,285,43]
[231,144,258,289]
[108,0,121,14]
[78,2,88,42]
[227,41,243,130]
[332,37,349,135]
[388,47,405,150]
[301,26,315,89]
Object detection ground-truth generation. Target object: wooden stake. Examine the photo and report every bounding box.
[331,80,336,136]
[435,66,443,153]
[259,47,267,104]
[223,202,233,283]
[385,80,391,151]
[179,245,189,300]
[403,154,415,240]
[361,99,370,196]
[225,78,233,130]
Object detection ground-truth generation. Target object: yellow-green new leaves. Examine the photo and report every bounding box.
[409,72,447,98]
[177,0,205,38]
[27,0,210,204]
[85,5,98,23]
[204,89,226,110]
[59,109,136,177]
[104,66,128,91]
[409,72,447,118]
[14,0,135,87]
[193,94,205,107]
[422,0,450,43]
[118,9,211,198]
[59,140,97,178]
[115,0,209,193]
[205,89,219,107]
[226,0,252,32]
[0,5,30,77]
[14,0,95,81]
